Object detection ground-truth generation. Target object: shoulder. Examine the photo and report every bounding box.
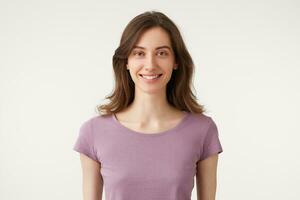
[79,114,114,134]
[189,112,216,127]
[80,114,112,126]
[79,116,97,129]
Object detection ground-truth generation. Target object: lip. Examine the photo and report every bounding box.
[139,73,163,82]
[139,74,162,76]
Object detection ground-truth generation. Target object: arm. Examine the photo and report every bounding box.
[79,153,103,200]
[196,154,219,200]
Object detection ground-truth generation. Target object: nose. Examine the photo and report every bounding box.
[144,53,158,70]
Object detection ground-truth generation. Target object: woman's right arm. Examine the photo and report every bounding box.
[79,153,103,200]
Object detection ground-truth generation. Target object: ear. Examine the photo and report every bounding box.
[174,63,178,70]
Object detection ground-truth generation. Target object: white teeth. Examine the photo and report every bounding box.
[141,74,161,79]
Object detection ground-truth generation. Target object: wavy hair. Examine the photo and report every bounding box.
[96,10,205,116]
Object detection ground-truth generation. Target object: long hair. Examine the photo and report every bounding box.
[96,10,205,116]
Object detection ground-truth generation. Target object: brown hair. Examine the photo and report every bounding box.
[96,10,205,116]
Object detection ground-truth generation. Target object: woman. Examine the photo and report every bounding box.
[73,10,223,200]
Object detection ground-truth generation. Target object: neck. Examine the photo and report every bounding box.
[122,87,177,122]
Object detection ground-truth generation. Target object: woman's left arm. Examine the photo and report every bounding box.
[196,154,219,200]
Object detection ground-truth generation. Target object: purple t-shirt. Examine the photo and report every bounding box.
[73,112,223,200]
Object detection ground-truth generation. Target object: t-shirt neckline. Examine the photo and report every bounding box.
[111,111,191,137]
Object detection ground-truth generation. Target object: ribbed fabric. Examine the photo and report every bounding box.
[73,112,223,200]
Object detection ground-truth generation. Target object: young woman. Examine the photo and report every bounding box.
[73,10,223,200]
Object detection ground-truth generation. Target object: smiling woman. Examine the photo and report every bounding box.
[126,26,177,93]
[73,10,223,200]
[98,11,202,113]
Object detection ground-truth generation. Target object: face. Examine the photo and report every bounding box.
[126,27,178,94]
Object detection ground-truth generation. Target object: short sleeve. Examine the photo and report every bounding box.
[73,119,99,162]
[199,117,223,161]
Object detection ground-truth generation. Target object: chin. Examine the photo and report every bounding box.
[137,86,166,95]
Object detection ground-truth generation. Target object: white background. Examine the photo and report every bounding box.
[1,0,299,199]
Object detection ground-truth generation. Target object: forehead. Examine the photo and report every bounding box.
[133,27,172,50]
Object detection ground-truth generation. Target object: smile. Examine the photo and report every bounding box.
[139,74,163,81]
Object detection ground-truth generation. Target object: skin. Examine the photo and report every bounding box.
[79,154,103,200]
[196,154,219,200]
[78,26,219,200]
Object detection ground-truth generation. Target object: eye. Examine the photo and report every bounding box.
[133,51,144,57]
[157,51,169,56]
[131,50,169,57]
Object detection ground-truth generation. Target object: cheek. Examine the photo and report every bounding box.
[166,67,175,75]
[128,68,141,82]
[127,58,141,66]
[129,70,137,79]
[127,62,142,73]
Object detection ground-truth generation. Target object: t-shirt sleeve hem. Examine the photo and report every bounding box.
[199,147,223,162]
[73,145,100,163]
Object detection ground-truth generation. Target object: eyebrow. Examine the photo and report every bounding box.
[132,45,172,51]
